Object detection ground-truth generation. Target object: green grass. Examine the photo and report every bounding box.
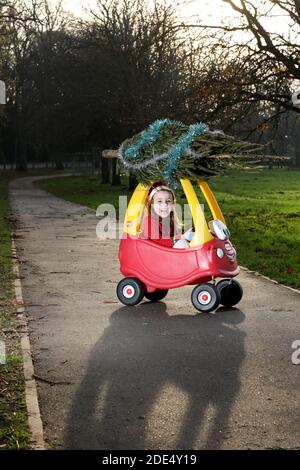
[36,169,300,289]
[208,169,300,288]
[0,173,30,449]
[36,175,133,213]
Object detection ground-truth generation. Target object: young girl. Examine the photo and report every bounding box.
[141,182,192,248]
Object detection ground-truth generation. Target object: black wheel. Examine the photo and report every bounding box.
[191,283,220,313]
[217,279,243,307]
[145,290,168,302]
[116,277,145,306]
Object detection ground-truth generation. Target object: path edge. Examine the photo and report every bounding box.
[11,238,45,450]
[240,265,300,294]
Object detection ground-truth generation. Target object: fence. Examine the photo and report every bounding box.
[0,151,99,172]
[0,150,123,184]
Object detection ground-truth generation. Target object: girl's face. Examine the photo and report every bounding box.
[152,190,174,218]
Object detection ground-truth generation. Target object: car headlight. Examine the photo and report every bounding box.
[208,219,230,240]
[216,248,224,258]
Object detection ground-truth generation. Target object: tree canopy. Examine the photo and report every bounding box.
[0,0,299,170]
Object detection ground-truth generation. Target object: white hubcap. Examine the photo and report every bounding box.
[198,290,211,305]
[123,285,135,299]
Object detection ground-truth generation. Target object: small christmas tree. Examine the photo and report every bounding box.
[117,119,286,187]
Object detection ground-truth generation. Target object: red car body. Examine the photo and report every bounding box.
[119,234,239,293]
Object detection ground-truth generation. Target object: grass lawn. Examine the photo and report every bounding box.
[36,169,300,289]
[209,169,300,288]
[36,175,133,211]
[0,173,29,449]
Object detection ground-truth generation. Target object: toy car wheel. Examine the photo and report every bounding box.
[117,277,145,306]
[145,290,168,302]
[217,279,243,307]
[191,283,220,313]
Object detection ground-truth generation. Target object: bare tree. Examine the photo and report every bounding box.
[191,0,300,112]
[2,0,293,171]
[0,0,71,169]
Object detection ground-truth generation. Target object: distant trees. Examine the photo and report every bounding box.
[188,0,300,159]
[1,0,193,169]
[221,0,300,161]
[222,0,300,90]
[1,0,300,170]
[0,0,71,169]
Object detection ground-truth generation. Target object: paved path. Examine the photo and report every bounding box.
[9,175,300,450]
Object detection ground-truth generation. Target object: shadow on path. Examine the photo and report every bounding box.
[64,302,246,449]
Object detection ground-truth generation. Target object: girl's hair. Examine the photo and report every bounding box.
[148,185,175,202]
[146,182,181,237]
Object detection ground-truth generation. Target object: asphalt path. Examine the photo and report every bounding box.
[9,175,300,450]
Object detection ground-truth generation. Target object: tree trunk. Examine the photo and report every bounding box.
[101,156,110,183]
[112,159,121,185]
[15,134,27,171]
[55,160,64,170]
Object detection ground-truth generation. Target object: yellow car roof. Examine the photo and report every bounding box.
[124,179,225,247]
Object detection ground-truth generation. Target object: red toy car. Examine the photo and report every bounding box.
[117,179,243,313]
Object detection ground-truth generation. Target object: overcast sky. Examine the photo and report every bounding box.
[61,0,235,24]
[59,0,290,37]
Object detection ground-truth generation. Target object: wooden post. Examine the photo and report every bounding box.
[109,159,113,183]
[102,149,136,187]
[98,150,102,178]
[102,149,118,184]
[101,157,110,183]
[112,159,121,185]
[102,149,118,159]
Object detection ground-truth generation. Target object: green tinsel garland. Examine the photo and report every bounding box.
[118,119,272,186]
